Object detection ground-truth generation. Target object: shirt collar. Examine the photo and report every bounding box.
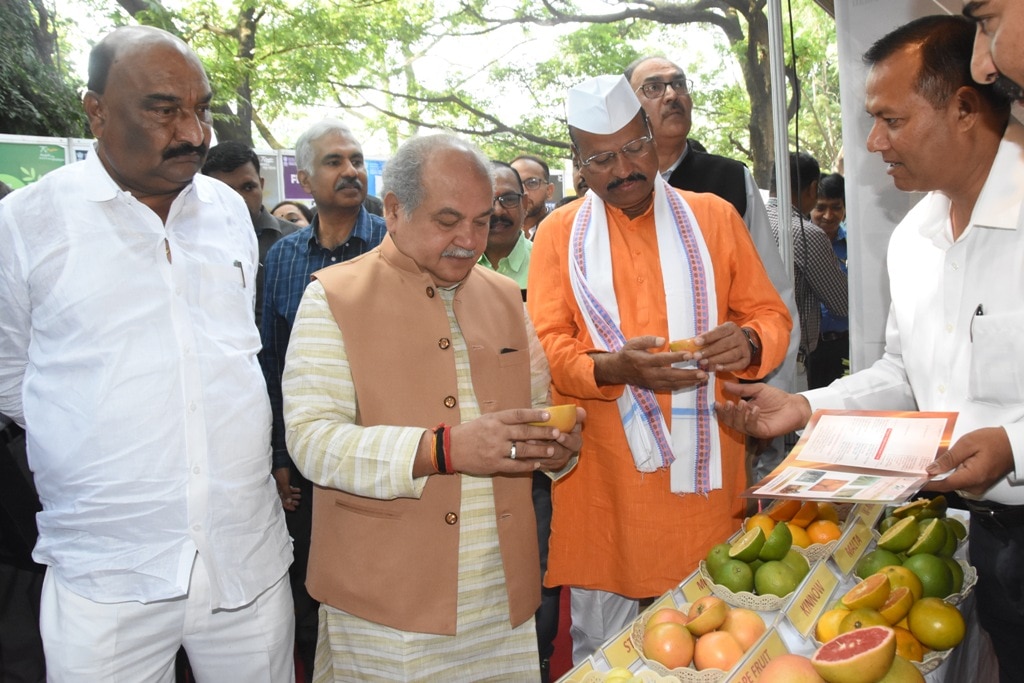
[82,142,207,205]
[661,142,690,179]
[308,206,374,250]
[917,119,1024,246]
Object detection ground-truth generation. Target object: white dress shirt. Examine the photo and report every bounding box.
[805,121,1024,506]
[0,148,291,607]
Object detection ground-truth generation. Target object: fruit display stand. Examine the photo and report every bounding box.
[555,502,995,682]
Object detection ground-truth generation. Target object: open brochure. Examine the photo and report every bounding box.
[744,410,958,504]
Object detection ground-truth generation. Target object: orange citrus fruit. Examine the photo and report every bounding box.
[767,499,801,522]
[892,627,924,662]
[815,607,851,643]
[877,565,924,602]
[841,573,891,611]
[787,522,812,548]
[878,586,914,625]
[693,630,744,671]
[807,519,843,545]
[839,608,889,634]
[746,512,776,535]
[791,501,820,528]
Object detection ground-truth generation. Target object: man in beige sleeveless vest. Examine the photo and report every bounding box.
[281,133,583,682]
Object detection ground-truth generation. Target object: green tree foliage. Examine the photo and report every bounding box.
[54,0,841,186]
[0,0,88,137]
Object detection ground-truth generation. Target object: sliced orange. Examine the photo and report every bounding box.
[790,501,819,528]
[766,499,801,522]
[841,573,891,611]
[878,586,914,625]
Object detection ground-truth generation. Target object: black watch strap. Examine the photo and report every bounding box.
[741,327,762,366]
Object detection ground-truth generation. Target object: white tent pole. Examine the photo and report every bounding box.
[767,0,794,280]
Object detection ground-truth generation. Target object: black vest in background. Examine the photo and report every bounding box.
[667,145,749,219]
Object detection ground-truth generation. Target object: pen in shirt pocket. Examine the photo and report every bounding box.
[233,260,246,287]
[969,303,983,342]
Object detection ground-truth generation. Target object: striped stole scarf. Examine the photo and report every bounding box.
[568,176,722,494]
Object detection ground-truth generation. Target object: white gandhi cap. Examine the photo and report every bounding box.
[566,74,642,135]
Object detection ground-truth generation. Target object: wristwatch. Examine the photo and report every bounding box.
[741,327,762,366]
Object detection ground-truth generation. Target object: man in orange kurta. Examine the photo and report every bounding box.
[527,75,791,662]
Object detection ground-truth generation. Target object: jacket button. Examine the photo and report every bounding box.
[445,512,458,525]
[438,338,451,349]
[426,286,435,298]
[443,395,456,408]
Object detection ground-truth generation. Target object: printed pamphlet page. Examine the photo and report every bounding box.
[744,410,957,504]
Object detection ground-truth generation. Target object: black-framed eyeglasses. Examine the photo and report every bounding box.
[493,192,523,209]
[577,126,654,171]
[521,177,550,191]
[635,78,693,100]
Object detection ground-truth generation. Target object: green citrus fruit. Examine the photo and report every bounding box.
[944,517,967,542]
[781,548,811,580]
[759,519,794,561]
[878,517,920,553]
[878,516,899,533]
[907,598,965,651]
[901,553,953,599]
[907,518,947,556]
[729,527,766,563]
[892,499,929,519]
[943,557,965,595]
[936,526,957,557]
[754,560,801,597]
[855,549,903,580]
[705,542,733,578]
[713,559,755,594]
[878,654,925,682]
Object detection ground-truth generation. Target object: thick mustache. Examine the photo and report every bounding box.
[442,247,476,258]
[993,74,1024,102]
[163,143,207,160]
[489,216,514,230]
[334,178,363,192]
[606,172,647,191]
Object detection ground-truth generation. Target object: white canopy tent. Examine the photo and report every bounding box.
[766,0,960,372]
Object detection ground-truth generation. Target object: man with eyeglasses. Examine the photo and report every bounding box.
[527,74,791,663]
[512,155,555,239]
[627,56,802,481]
[479,161,532,296]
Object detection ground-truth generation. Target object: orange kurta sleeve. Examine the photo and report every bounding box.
[526,190,791,598]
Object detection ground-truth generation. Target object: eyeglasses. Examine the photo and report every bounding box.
[577,130,654,170]
[521,177,550,191]
[493,192,523,209]
[635,78,693,100]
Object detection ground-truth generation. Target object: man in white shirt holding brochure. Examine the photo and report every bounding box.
[716,15,1024,682]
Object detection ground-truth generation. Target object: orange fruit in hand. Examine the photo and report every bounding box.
[807,519,842,545]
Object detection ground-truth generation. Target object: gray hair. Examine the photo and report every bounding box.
[294,118,357,175]
[383,133,493,216]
